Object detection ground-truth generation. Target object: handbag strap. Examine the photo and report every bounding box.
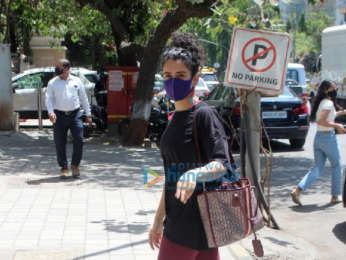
[193,106,218,246]
[193,105,234,179]
[193,107,202,162]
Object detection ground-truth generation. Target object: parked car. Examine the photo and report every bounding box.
[285,78,311,115]
[12,67,97,118]
[200,70,220,92]
[286,63,308,97]
[153,74,164,95]
[195,77,210,97]
[205,84,310,149]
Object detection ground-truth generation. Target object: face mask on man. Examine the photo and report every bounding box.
[327,89,337,99]
[55,66,64,76]
[163,77,194,101]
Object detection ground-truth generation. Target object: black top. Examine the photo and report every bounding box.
[160,102,230,250]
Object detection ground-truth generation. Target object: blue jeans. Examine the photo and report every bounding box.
[298,131,343,196]
[53,109,84,170]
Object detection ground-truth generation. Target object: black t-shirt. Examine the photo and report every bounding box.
[160,102,230,250]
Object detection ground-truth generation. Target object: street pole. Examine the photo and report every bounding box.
[37,82,43,130]
[241,90,279,229]
[244,90,261,186]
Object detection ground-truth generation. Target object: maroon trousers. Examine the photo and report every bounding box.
[158,236,220,260]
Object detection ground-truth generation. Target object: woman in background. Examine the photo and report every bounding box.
[291,80,346,206]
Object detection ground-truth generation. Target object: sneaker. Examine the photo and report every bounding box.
[290,190,302,206]
[71,165,80,178]
[60,169,69,179]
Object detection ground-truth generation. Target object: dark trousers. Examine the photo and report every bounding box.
[53,109,84,170]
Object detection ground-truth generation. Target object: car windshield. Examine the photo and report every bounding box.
[201,74,217,81]
[280,86,296,97]
[84,74,99,84]
[207,85,225,100]
[197,78,207,87]
[286,69,299,82]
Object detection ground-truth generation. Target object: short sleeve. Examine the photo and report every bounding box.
[320,99,333,111]
[195,105,230,167]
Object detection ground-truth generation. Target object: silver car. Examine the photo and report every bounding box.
[12,67,97,118]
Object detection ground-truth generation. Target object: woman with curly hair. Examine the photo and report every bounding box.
[291,80,346,206]
[148,32,232,260]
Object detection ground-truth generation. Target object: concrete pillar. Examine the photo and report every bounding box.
[0,44,13,131]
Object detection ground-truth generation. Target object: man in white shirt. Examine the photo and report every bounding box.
[46,59,92,179]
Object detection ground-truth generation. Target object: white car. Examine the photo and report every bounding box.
[200,72,220,92]
[286,63,308,97]
[195,78,210,97]
[12,67,97,118]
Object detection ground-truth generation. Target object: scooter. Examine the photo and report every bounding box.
[146,95,174,147]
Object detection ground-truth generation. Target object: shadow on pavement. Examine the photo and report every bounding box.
[263,236,294,247]
[289,202,339,213]
[0,130,165,190]
[72,239,148,260]
[26,176,78,185]
[332,221,346,244]
[90,219,150,235]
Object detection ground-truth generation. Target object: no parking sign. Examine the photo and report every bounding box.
[225,28,290,94]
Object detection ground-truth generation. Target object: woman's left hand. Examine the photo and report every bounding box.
[175,171,197,204]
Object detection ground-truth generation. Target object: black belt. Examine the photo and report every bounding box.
[55,108,80,115]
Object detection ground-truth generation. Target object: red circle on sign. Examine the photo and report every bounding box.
[241,37,276,72]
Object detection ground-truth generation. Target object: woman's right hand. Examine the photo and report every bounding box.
[149,220,164,250]
[335,123,346,134]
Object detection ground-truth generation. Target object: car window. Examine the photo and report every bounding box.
[286,69,299,82]
[14,73,44,89]
[208,85,225,100]
[42,72,55,87]
[220,87,231,101]
[84,74,99,84]
[70,72,89,86]
[197,78,207,88]
[201,74,217,81]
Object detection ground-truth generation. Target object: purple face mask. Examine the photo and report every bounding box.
[163,78,194,101]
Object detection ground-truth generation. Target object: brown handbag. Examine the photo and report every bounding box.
[193,106,264,256]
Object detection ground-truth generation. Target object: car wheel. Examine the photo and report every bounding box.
[289,138,306,149]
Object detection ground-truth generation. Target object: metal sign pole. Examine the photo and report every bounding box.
[37,82,43,130]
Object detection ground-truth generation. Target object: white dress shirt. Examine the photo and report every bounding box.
[46,74,91,116]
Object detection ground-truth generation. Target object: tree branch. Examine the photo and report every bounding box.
[75,0,130,46]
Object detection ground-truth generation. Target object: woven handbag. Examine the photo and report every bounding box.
[193,106,264,256]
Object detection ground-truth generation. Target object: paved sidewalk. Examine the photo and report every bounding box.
[0,129,249,260]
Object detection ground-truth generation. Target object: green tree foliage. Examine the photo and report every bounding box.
[0,0,115,68]
[294,10,333,73]
[181,0,282,80]
[298,13,306,32]
[0,0,41,54]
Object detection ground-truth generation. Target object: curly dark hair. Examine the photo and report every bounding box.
[162,32,205,76]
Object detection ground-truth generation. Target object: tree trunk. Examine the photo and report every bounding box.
[123,7,210,146]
